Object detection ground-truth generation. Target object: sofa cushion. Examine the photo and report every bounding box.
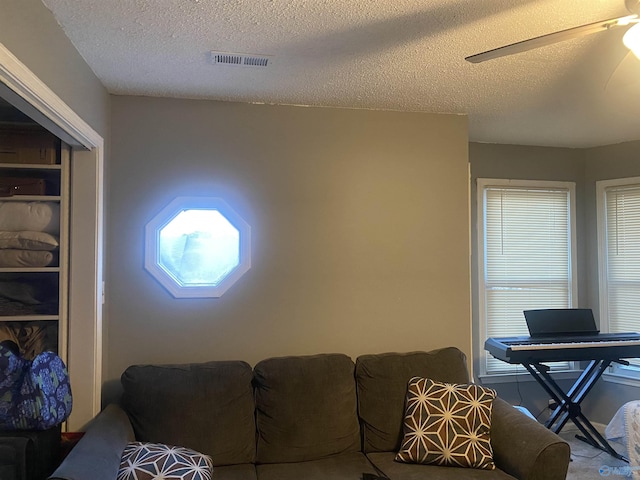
[206,464,257,480]
[117,441,213,480]
[355,348,470,453]
[367,452,517,480]
[395,377,496,469]
[256,452,379,480]
[254,354,360,463]
[121,361,255,466]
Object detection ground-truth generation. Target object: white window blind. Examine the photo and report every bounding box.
[478,180,576,375]
[599,180,640,372]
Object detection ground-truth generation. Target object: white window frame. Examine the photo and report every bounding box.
[477,178,578,377]
[597,176,640,383]
[145,196,251,298]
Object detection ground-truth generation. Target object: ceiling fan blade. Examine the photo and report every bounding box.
[466,14,638,63]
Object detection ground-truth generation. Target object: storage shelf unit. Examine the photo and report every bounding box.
[0,124,69,361]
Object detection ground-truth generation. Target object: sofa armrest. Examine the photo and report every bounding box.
[490,397,570,480]
[0,436,29,480]
[0,426,61,480]
[49,404,135,480]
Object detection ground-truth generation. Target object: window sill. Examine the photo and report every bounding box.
[477,370,582,385]
[603,372,640,388]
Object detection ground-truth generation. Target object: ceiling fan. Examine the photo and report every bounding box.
[466,0,640,63]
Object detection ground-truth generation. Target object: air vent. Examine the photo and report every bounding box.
[210,51,270,68]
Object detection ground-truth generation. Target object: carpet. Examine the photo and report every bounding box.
[560,424,630,480]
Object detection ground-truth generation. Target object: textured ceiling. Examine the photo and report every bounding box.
[40,0,640,147]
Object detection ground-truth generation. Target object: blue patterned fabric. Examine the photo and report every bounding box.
[0,342,72,430]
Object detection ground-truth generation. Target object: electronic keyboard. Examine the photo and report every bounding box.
[484,329,640,461]
[485,332,640,363]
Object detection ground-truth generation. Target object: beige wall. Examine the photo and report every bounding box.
[2,0,111,427]
[1,0,110,137]
[5,0,639,424]
[105,96,470,396]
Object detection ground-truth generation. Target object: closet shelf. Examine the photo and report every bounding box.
[0,163,61,170]
[0,267,60,273]
[0,315,59,322]
[0,195,61,201]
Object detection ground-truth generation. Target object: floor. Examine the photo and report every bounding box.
[560,423,631,479]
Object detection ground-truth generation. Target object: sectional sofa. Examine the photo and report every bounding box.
[49,347,571,480]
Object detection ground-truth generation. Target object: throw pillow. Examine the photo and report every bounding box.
[395,377,496,470]
[117,442,213,480]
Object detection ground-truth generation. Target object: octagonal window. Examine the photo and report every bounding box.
[145,197,251,298]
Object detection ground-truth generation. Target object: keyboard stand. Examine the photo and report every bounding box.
[522,359,628,462]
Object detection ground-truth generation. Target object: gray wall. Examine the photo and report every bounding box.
[105,96,470,398]
[469,140,640,424]
[1,0,110,138]
[469,142,587,418]
[582,140,640,424]
[583,140,640,323]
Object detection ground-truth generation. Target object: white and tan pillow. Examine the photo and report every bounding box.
[117,442,213,480]
[395,377,496,470]
[0,202,60,234]
[0,231,59,251]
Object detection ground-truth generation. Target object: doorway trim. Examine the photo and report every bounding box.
[0,42,104,430]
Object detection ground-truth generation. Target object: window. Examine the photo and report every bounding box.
[145,197,251,298]
[477,179,577,375]
[597,177,640,378]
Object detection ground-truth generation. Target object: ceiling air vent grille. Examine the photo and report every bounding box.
[210,51,270,68]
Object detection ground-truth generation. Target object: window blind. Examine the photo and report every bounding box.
[603,184,640,340]
[481,185,574,374]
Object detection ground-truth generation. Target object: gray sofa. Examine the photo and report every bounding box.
[50,348,571,480]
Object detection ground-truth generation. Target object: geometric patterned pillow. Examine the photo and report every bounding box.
[117,442,213,480]
[395,377,496,470]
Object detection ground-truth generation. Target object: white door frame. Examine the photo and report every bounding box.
[0,43,104,430]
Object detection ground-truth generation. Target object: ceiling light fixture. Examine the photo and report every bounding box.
[623,22,640,58]
[466,0,640,64]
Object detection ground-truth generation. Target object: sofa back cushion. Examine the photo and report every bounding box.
[254,354,360,463]
[355,347,469,453]
[121,361,256,466]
